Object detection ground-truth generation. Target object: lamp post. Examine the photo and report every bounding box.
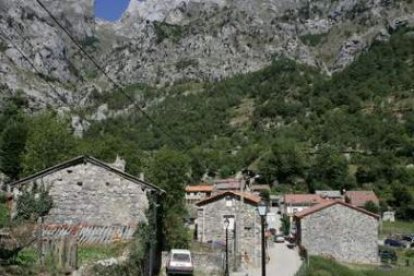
[224,217,230,276]
[257,201,268,276]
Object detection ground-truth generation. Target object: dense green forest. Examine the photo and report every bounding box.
[1,28,414,221]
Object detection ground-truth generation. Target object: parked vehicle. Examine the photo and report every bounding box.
[166,249,194,275]
[287,242,295,249]
[402,235,414,245]
[285,235,295,243]
[384,239,406,248]
[274,234,285,243]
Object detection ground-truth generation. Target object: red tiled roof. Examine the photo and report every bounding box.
[284,194,326,205]
[345,191,379,207]
[185,185,214,193]
[294,200,379,219]
[196,191,261,206]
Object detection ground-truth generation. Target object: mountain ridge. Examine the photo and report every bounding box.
[0,0,414,111]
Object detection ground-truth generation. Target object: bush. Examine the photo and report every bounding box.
[14,184,52,222]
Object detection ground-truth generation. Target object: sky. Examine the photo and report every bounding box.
[95,0,130,21]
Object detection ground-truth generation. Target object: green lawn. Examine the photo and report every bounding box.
[77,242,128,265]
[296,256,414,276]
[381,221,414,238]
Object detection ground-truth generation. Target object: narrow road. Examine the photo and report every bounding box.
[245,242,302,276]
[243,207,302,276]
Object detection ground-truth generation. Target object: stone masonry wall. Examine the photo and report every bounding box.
[15,162,149,242]
[196,196,260,266]
[301,204,379,264]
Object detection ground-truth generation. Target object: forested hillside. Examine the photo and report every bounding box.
[1,28,414,219]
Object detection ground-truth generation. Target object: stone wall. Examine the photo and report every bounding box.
[196,196,261,266]
[14,162,149,243]
[300,204,379,264]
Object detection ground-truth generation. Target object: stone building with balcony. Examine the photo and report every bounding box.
[195,191,261,266]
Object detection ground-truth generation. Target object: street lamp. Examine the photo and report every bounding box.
[224,217,230,276]
[257,201,268,276]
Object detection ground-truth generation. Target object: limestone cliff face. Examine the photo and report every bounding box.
[0,0,414,109]
[101,0,414,85]
[0,0,95,109]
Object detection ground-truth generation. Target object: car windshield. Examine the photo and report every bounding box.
[172,253,190,262]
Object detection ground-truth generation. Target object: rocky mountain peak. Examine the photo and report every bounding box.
[1,0,414,110]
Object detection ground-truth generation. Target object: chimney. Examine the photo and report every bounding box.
[111,155,126,172]
[139,172,145,181]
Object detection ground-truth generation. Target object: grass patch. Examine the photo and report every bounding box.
[77,242,128,265]
[381,221,414,238]
[154,22,186,43]
[300,33,328,47]
[298,256,414,276]
[15,247,38,266]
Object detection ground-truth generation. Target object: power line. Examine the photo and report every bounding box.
[0,28,70,104]
[34,0,190,152]
[0,2,86,85]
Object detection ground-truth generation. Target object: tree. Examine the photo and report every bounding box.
[363,201,379,214]
[308,146,349,190]
[21,112,78,175]
[391,184,413,207]
[280,214,291,236]
[258,138,305,184]
[0,120,28,180]
[145,147,191,249]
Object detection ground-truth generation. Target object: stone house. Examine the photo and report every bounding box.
[345,190,379,207]
[195,191,261,265]
[10,155,164,244]
[185,184,213,204]
[283,194,327,219]
[294,200,379,264]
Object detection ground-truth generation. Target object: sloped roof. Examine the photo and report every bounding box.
[214,178,241,190]
[185,185,214,192]
[345,191,379,206]
[196,191,261,206]
[10,155,164,193]
[284,194,326,205]
[294,200,379,219]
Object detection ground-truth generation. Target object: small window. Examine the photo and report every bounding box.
[105,182,110,186]
[225,196,233,207]
[67,170,73,174]
[77,181,83,186]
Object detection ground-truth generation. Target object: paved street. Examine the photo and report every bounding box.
[244,242,303,276]
[237,207,302,276]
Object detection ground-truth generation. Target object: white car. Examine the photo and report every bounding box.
[166,249,194,275]
[274,234,285,243]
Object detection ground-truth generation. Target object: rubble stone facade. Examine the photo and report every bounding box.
[298,203,379,264]
[11,156,159,243]
[196,194,261,266]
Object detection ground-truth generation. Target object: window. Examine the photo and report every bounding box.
[225,196,233,207]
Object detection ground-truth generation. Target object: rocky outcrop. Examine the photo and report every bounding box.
[0,0,95,109]
[97,0,414,85]
[0,0,414,109]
